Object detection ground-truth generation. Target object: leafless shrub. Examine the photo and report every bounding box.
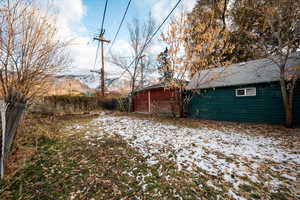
[0,0,71,103]
[0,0,70,179]
[110,14,156,112]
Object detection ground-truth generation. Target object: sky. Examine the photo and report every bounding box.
[49,0,197,75]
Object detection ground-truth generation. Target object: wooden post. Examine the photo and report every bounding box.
[148,90,151,113]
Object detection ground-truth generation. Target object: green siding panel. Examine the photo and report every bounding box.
[187,82,300,126]
[294,81,300,127]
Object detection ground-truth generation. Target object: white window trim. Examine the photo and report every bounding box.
[235,87,256,97]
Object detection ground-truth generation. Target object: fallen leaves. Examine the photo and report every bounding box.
[1,112,299,199]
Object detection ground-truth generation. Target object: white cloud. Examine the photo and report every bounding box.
[42,0,94,74]
[42,0,122,76]
[110,40,133,57]
[48,0,87,39]
[152,0,197,23]
[149,0,197,56]
[149,42,165,55]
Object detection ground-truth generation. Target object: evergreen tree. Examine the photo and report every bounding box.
[157,48,173,81]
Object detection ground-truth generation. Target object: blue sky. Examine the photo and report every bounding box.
[81,0,173,37]
[49,0,197,74]
[82,0,139,42]
[80,0,175,49]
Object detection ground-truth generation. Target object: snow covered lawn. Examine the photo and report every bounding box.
[76,114,299,199]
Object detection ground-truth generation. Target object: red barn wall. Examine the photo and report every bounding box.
[133,88,180,116]
[133,90,149,113]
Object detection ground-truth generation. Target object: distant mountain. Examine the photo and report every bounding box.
[55,73,159,94]
[44,76,95,96]
[56,74,99,89]
[109,78,131,93]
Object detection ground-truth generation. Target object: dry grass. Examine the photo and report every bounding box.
[3,111,100,179]
[0,111,231,199]
[1,111,299,199]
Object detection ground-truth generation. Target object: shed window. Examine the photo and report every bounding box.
[235,87,256,97]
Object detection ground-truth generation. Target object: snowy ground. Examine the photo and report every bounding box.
[68,114,300,199]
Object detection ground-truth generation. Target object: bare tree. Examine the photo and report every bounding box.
[110,15,155,112]
[0,0,70,103]
[0,0,70,178]
[139,55,156,88]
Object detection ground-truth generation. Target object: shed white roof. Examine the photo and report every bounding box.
[188,52,300,89]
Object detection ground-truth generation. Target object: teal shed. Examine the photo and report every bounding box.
[187,53,300,126]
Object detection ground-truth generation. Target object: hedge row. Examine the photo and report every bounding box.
[40,95,129,113]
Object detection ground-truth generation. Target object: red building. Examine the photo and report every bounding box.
[133,83,181,116]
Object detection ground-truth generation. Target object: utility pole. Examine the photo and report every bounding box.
[93,29,110,96]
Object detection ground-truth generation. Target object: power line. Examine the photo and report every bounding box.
[92,0,109,71]
[125,0,183,70]
[100,0,109,32]
[110,0,183,85]
[107,0,132,54]
[93,43,101,70]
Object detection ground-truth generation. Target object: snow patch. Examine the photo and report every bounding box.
[74,115,299,199]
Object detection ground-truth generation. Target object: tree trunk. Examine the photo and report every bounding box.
[128,94,133,112]
[140,62,144,88]
[176,88,184,117]
[128,80,135,113]
[279,76,294,128]
[284,104,293,128]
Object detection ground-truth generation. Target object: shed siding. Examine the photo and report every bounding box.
[187,82,300,126]
[133,90,149,113]
[133,88,180,116]
[294,81,300,126]
[150,89,177,115]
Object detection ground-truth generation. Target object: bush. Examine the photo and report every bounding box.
[42,95,127,112]
[117,97,129,112]
[98,97,119,110]
[43,95,98,112]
